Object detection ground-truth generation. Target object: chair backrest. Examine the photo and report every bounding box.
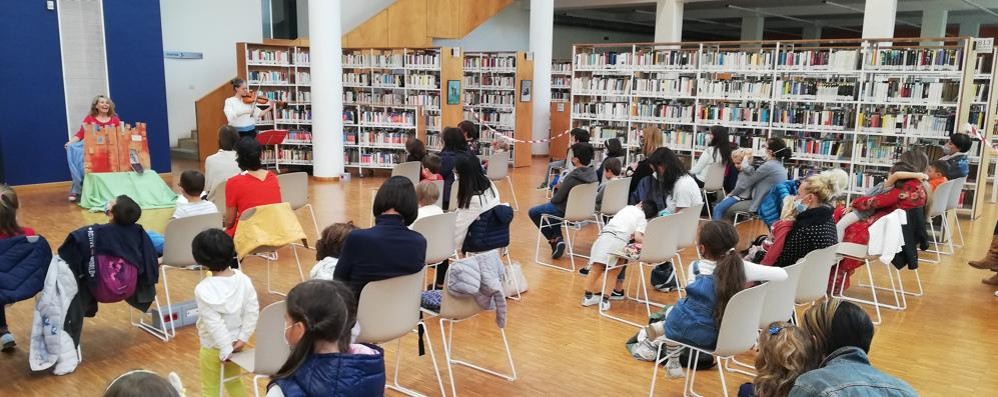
[278,172,309,210]
[945,176,966,211]
[392,161,422,186]
[638,214,681,264]
[253,300,291,375]
[927,179,953,218]
[447,180,459,212]
[161,212,224,267]
[207,181,227,213]
[599,177,632,217]
[411,212,458,265]
[485,152,510,180]
[703,163,725,192]
[757,262,803,328]
[675,204,703,250]
[439,259,489,320]
[356,269,426,344]
[563,182,599,222]
[795,244,839,304]
[713,282,769,357]
[432,180,445,209]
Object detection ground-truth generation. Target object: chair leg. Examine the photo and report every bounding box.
[953,210,965,247]
[702,191,712,220]
[506,176,519,211]
[305,203,321,243]
[440,319,458,397]
[649,342,664,397]
[864,261,882,325]
[291,244,305,282]
[598,262,644,328]
[534,216,574,272]
[420,322,448,397]
[160,265,177,338]
[439,316,516,395]
[716,356,730,397]
[130,296,170,342]
[920,221,942,264]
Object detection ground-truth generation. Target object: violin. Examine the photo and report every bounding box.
[241,90,274,105]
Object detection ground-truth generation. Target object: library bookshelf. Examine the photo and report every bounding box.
[340,47,463,174]
[570,37,993,218]
[552,59,572,103]
[236,42,314,168]
[461,51,533,168]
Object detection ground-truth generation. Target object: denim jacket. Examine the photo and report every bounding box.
[790,347,917,397]
[664,274,718,349]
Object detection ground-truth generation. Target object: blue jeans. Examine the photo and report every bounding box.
[713,196,741,221]
[529,202,564,240]
[66,140,85,195]
[542,160,565,186]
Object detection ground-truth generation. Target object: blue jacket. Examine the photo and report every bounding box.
[790,346,917,397]
[0,235,52,305]
[334,214,426,299]
[462,204,513,253]
[664,273,718,349]
[759,179,799,227]
[272,344,386,397]
[729,160,788,213]
[943,152,969,180]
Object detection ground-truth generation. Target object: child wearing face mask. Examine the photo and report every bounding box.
[192,229,259,397]
[267,280,385,397]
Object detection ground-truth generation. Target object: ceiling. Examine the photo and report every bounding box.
[552,0,998,40]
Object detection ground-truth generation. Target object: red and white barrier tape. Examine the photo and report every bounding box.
[469,113,570,144]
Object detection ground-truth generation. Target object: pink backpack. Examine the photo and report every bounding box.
[87,227,138,303]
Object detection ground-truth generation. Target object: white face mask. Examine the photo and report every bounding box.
[941,145,952,155]
[283,322,295,348]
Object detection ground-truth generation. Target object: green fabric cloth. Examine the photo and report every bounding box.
[79,171,178,211]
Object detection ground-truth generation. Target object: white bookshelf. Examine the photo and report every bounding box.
[243,43,314,168]
[571,37,986,216]
[463,51,518,160]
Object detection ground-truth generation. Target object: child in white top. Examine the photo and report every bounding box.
[192,229,259,397]
[204,125,241,193]
[414,181,444,223]
[582,200,659,310]
[310,222,357,280]
[172,170,218,219]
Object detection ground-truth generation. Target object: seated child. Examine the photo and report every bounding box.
[940,132,972,179]
[192,229,259,397]
[737,321,819,397]
[837,161,925,242]
[172,170,218,219]
[595,157,623,212]
[926,160,949,191]
[267,280,386,396]
[421,153,444,181]
[712,149,756,221]
[582,200,658,310]
[415,180,444,222]
[310,222,357,281]
[104,370,185,397]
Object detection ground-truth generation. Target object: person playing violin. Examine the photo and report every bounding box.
[224,78,274,139]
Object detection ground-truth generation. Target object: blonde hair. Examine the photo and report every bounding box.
[415,181,440,206]
[641,126,663,156]
[0,184,23,235]
[753,321,820,397]
[800,299,842,358]
[803,170,845,204]
[89,95,117,118]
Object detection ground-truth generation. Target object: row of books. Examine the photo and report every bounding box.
[465,55,517,70]
[345,150,404,166]
[465,92,515,107]
[359,110,417,126]
[697,104,771,125]
[425,114,442,131]
[699,80,772,99]
[295,72,310,85]
[344,131,412,147]
[574,51,632,69]
[771,108,856,130]
[856,111,954,136]
[633,75,695,96]
[774,80,857,101]
[372,53,405,68]
[406,93,440,108]
[405,52,440,68]
[248,71,290,85]
[404,73,438,89]
[775,49,860,71]
[285,130,312,143]
[247,49,290,65]
[860,80,959,104]
[343,73,369,86]
[294,51,309,66]
[572,76,630,94]
[633,102,694,122]
[262,148,313,163]
[971,82,991,103]
[632,50,697,69]
[573,102,630,119]
[552,91,571,102]
[781,137,847,159]
[465,75,515,88]
[553,62,572,73]
[552,76,571,87]
[865,48,963,71]
[699,51,774,70]
[371,72,405,87]
[343,92,403,105]
[591,125,627,142]
[465,110,515,129]
[275,109,312,122]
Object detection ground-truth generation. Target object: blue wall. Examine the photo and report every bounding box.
[103,0,172,173]
[0,2,69,185]
[0,0,171,186]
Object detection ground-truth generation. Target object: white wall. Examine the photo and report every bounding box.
[58,0,109,138]
[553,26,652,59]
[160,0,263,147]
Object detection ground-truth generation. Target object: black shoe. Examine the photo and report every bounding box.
[551,238,567,259]
[579,265,591,276]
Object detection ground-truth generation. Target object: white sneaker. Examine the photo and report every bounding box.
[581,294,602,307]
[665,358,685,378]
[599,297,611,311]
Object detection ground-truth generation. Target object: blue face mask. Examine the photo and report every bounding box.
[794,199,808,214]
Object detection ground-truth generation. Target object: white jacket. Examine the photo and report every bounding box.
[30,256,79,375]
[867,209,907,265]
[195,270,259,360]
[454,181,501,250]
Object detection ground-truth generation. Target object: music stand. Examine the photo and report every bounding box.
[257,129,289,173]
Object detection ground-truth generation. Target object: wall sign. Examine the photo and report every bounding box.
[164,51,203,59]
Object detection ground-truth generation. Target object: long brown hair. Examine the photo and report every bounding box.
[0,184,24,236]
[698,221,746,324]
[89,95,117,118]
[753,321,820,397]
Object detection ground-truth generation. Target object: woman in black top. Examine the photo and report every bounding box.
[627,126,664,203]
[439,127,470,209]
[771,173,839,268]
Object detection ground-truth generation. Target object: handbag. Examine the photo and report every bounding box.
[501,260,528,295]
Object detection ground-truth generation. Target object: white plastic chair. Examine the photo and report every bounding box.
[422,255,516,397]
[921,179,955,262]
[411,212,458,289]
[649,282,769,397]
[486,152,519,211]
[944,176,967,249]
[207,181,227,213]
[156,212,223,338]
[726,263,802,376]
[672,204,706,292]
[701,164,726,220]
[357,269,446,397]
[237,206,308,296]
[432,180,445,209]
[534,182,601,272]
[597,177,631,226]
[220,301,290,397]
[793,244,839,321]
[392,161,422,187]
[278,172,320,241]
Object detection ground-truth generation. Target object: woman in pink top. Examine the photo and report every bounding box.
[65,95,121,202]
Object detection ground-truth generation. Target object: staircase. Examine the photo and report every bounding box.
[342,0,514,47]
[170,129,199,160]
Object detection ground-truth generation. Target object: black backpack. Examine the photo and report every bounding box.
[650,262,679,292]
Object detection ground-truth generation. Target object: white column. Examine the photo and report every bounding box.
[655,0,684,42]
[530,0,554,155]
[920,8,948,46]
[802,25,822,40]
[960,22,981,38]
[862,0,896,39]
[740,15,764,41]
[308,0,344,178]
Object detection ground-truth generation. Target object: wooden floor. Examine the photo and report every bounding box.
[3,157,997,396]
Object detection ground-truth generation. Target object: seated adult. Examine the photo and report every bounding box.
[715,138,791,220]
[630,147,703,215]
[439,127,470,210]
[541,128,591,189]
[529,143,597,258]
[0,184,39,351]
[204,125,241,194]
[791,299,917,396]
[763,172,840,268]
[690,125,733,188]
[334,176,427,299]
[453,153,501,251]
[458,120,481,156]
[626,126,663,202]
[223,138,282,236]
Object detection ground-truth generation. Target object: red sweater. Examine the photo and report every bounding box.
[74,115,121,140]
[0,227,36,239]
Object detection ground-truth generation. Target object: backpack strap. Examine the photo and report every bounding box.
[87,226,97,278]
